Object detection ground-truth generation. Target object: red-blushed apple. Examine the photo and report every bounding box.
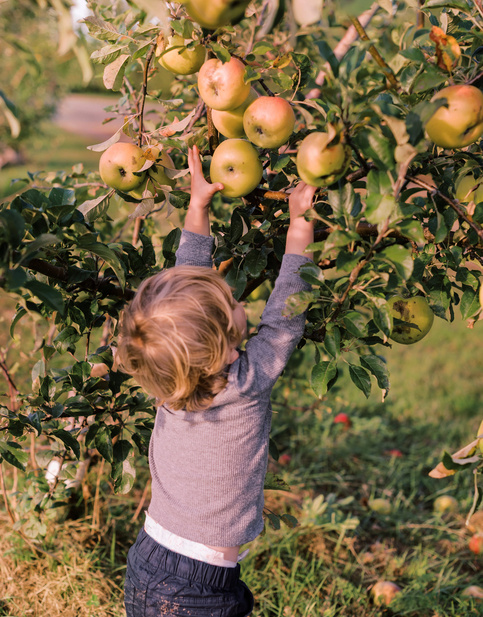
[242,96,296,149]
[211,89,258,139]
[385,449,403,458]
[210,139,263,198]
[433,495,458,514]
[425,84,483,149]
[158,35,206,75]
[462,585,483,600]
[333,412,351,429]
[469,533,483,555]
[198,56,250,111]
[455,173,483,204]
[184,0,251,30]
[368,498,392,515]
[99,142,147,192]
[387,295,434,345]
[278,453,292,466]
[371,581,402,606]
[296,131,351,187]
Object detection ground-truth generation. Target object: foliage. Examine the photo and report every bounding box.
[1,0,483,537]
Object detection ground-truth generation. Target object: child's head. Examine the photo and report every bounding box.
[116,265,246,411]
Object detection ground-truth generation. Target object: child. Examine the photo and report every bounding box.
[118,145,316,617]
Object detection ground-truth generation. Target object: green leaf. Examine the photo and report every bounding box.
[111,450,136,494]
[90,44,129,65]
[78,192,112,222]
[209,42,231,63]
[460,286,481,320]
[264,471,291,492]
[0,442,29,471]
[424,0,469,10]
[103,54,130,91]
[113,439,132,462]
[0,210,25,248]
[95,425,113,463]
[283,290,314,318]
[324,327,341,357]
[76,236,126,289]
[82,16,120,42]
[360,355,390,391]
[365,194,397,225]
[280,513,298,528]
[327,183,356,218]
[53,326,79,354]
[244,249,267,278]
[52,429,81,459]
[379,245,414,280]
[311,359,338,398]
[343,311,367,337]
[348,365,371,398]
[24,280,65,315]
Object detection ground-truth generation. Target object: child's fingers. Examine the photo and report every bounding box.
[188,145,201,175]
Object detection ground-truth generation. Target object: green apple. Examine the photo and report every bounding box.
[455,173,483,203]
[210,139,263,198]
[99,142,147,192]
[184,0,251,29]
[296,131,351,187]
[243,96,296,149]
[425,84,483,149]
[198,56,250,111]
[371,581,402,606]
[387,295,434,345]
[368,498,392,515]
[433,495,458,514]
[158,35,206,75]
[211,89,258,139]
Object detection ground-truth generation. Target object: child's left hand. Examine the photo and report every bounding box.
[188,145,224,209]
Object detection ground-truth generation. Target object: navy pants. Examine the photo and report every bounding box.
[124,527,254,617]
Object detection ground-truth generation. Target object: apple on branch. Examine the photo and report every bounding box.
[99,142,147,193]
[387,295,434,345]
[242,96,296,149]
[211,88,258,139]
[198,56,250,111]
[296,127,351,187]
[183,0,251,30]
[210,138,263,198]
[455,172,483,204]
[157,35,206,76]
[425,84,483,149]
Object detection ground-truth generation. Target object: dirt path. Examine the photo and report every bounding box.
[54,93,124,142]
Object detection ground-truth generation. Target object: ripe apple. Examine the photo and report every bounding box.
[425,84,483,149]
[211,89,258,139]
[368,498,392,515]
[278,453,292,466]
[371,581,402,606]
[184,0,251,30]
[387,295,434,345]
[333,412,352,429]
[462,585,483,599]
[99,142,147,192]
[198,56,250,111]
[296,131,351,187]
[243,96,296,149]
[469,533,483,555]
[433,495,458,514]
[455,173,483,203]
[158,35,206,75]
[210,139,263,198]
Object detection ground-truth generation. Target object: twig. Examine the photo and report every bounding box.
[137,43,157,147]
[131,479,151,523]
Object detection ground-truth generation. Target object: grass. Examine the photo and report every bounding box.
[1,313,483,616]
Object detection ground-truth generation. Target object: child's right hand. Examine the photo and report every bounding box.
[188,145,224,210]
[288,181,317,222]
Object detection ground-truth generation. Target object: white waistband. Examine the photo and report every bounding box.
[144,513,248,568]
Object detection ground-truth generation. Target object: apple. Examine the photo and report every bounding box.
[99,142,147,192]
[425,84,483,149]
[211,89,258,139]
[278,454,292,466]
[184,0,251,30]
[296,131,351,187]
[158,35,206,75]
[243,96,296,149]
[198,56,250,111]
[333,412,351,429]
[469,533,483,555]
[368,498,392,515]
[210,139,263,198]
[455,173,483,203]
[462,585,483,600]
[387,295,434,345]
[128,147,177,200]
[371,581,402,606]
[433,495,458,514]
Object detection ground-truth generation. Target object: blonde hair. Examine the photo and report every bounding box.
[116,266,243,412]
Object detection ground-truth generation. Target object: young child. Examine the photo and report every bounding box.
[118,145,316,617]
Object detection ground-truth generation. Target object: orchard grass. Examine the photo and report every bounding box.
[1,315,482,616]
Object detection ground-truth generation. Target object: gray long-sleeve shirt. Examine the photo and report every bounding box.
[147,230,311,547]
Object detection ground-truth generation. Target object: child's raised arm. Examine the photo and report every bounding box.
[285,181,316,259]
[184,145,224,236]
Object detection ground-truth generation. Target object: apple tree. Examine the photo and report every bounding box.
[1,0,483,536]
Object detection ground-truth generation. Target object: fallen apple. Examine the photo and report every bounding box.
[211,88,258,139]
[296,131,351,187]
[469,533,483,555]
[99,142,147,192]
[433,495,458,514]
[333,412,352,429]
[243,96,296,149]
[210,139,263,198]
[462,585,483,600]
[198,56,250,111]
[425,84,483,149]
[184,0,251,30]
[368,498,392,515]
[371,581,402,606]
[158,35,206,75]
[387,295,434,345]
